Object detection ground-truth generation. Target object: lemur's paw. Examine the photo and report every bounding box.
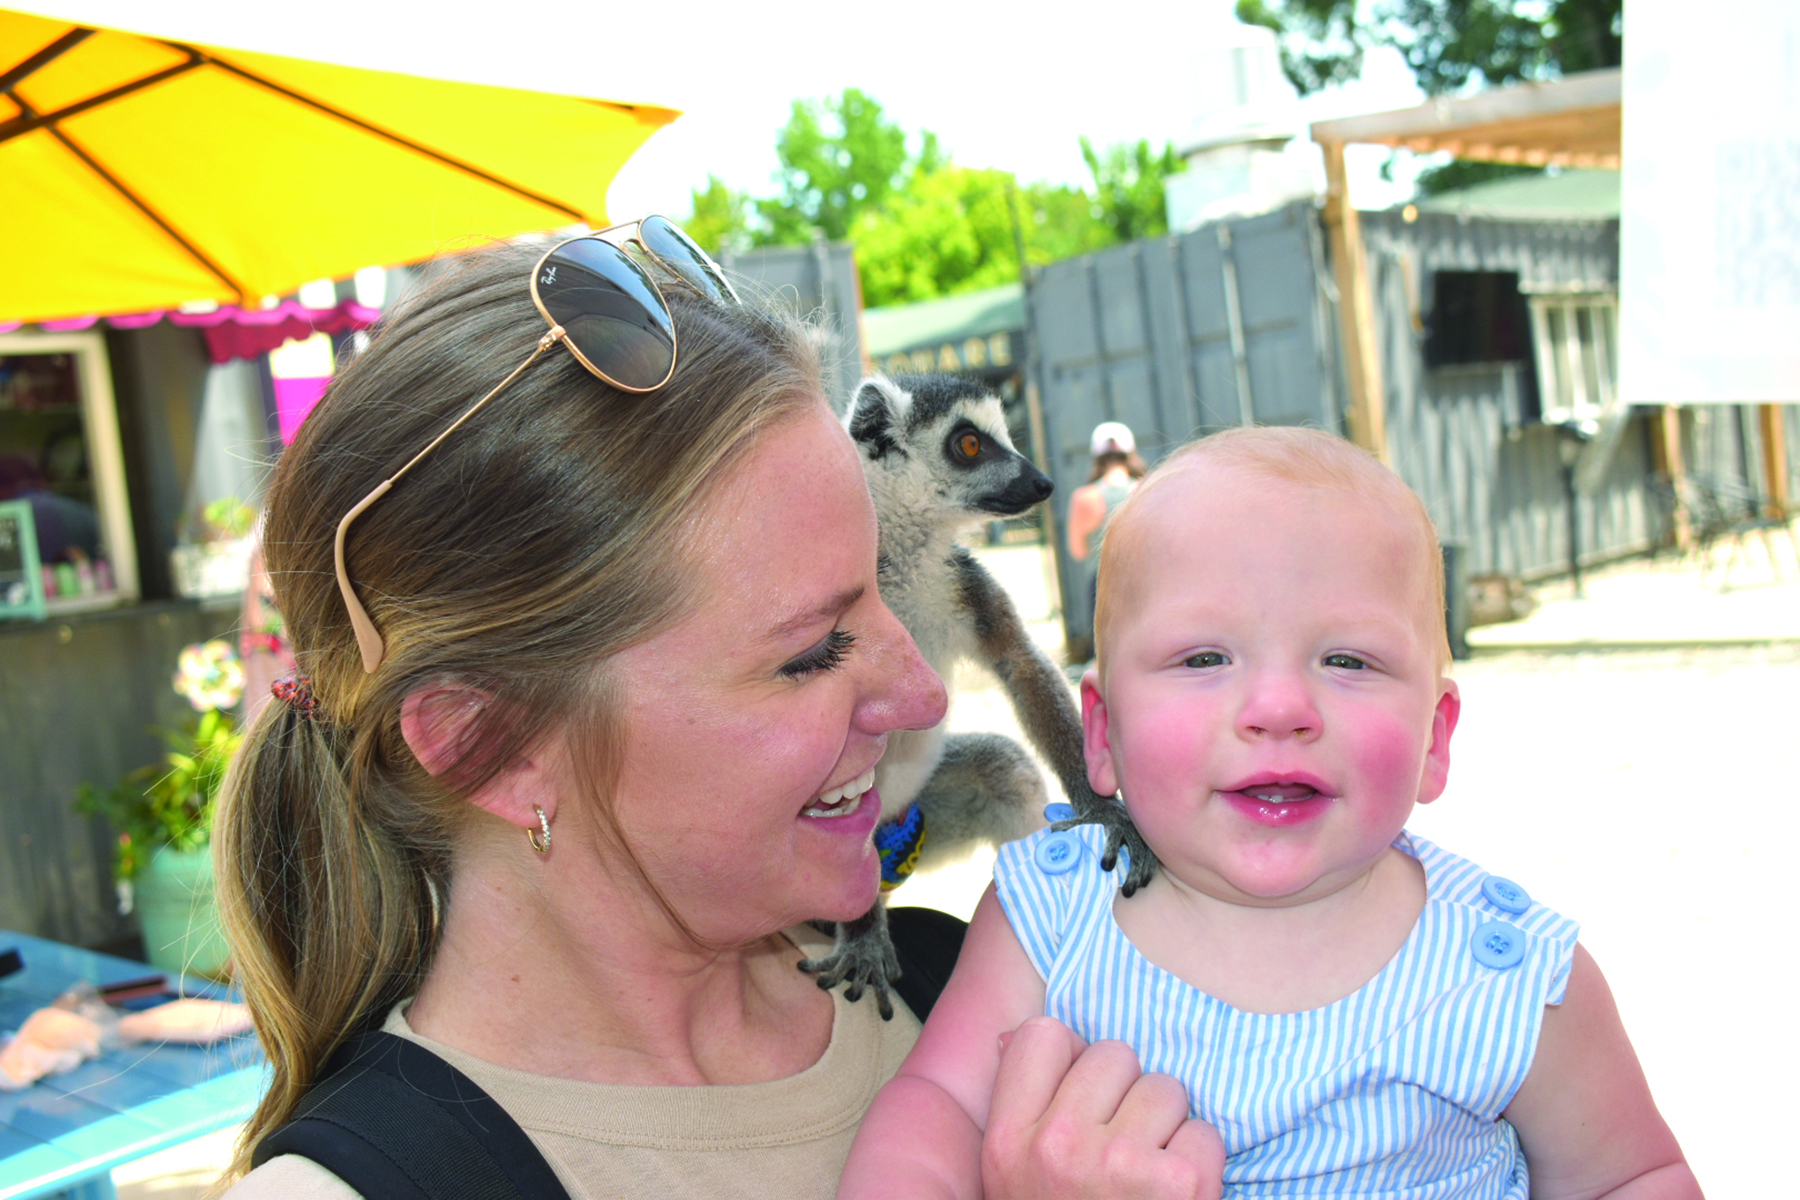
[1053,800,1159,897]
[798,928,899,1021]
[1101,822,1160,896]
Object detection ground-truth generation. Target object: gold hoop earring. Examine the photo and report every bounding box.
[527,805,551,853]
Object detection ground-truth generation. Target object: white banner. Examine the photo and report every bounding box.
[1620,0,1800,404]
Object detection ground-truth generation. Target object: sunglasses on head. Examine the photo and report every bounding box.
[334,216,739,674]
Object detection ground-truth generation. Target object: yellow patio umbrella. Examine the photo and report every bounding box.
[0,6,679,324]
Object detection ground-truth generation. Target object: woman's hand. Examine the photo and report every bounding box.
[981,1016,1224,1200]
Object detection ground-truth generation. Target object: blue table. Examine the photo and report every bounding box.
[0,932,266,1200]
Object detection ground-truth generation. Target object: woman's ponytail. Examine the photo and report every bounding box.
[214,685,439,1179]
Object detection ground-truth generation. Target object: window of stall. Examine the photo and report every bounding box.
[1527,291,1618,425]
[0,329,138,614]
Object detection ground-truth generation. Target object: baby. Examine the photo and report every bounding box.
[842,427,1698,1199]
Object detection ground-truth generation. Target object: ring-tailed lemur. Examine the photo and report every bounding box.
[798,374,1156,1018]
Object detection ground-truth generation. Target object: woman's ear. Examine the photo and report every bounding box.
[400,685,558,829]
[400,684,490,779]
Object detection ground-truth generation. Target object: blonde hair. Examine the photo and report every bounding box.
[214,240,821,1179]
[1094,425,1450,673]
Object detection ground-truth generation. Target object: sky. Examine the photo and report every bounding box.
[15,0,1434,222]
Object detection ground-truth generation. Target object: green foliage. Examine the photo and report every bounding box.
[1240,0,1621,97]
[1237,0,1366,93]
[1411,159,1545,196]
[1016,181,1122,266]
[754,88,943,245]
[853,166,1020,307]
[683,174,751,257]
[1540,0,1623,76]
[677,87,1183,306]
[76,707,242,883]
[1079,137,1183,243]
[200,495,254,540]
[1385,0,1556,95]
[853,168,1133,308]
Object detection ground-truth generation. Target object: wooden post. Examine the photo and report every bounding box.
[1657,405,1691,550]
[1320,140,1388,463]
[1757,404,1790,517]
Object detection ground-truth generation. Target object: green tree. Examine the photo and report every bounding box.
[853,166,1019,307]
[1235,0,1366,94]
[754,88,945,245]
[853,169,1126,308]
[1079,137,1182,243]
[1410,159,1543,196]
[687,88,1179,306]
[1017,179,1120,265]
[682,174,751,257]
[1241,0,1621,196]
[1237,0,1621,97]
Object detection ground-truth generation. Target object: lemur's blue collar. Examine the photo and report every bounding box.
[875,802,926,891]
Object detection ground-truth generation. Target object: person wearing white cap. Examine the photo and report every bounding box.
[1067,421,1146,658]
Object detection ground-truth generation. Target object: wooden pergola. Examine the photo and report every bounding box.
[1309,70,1787,518]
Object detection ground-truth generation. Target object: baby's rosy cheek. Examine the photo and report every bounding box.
[1350,716,1433,786]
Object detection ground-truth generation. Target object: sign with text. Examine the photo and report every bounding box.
[879,332,1019,379]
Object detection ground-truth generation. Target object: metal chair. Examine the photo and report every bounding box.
[1680,474,1798,589]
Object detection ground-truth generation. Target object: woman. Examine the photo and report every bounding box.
[216,223,1217,1198]
[1065,421,1146,661]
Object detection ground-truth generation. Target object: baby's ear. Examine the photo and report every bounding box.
[1416,681,1462,805]
[1080,668,1121,798]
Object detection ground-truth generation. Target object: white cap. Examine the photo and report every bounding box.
[1090,421,1136,456]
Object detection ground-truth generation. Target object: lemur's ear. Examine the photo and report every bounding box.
[847,375,907,461]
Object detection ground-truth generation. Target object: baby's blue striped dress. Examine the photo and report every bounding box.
[994,826,1579,1199]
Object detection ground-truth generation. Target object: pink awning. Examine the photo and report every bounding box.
[1,298,380,363]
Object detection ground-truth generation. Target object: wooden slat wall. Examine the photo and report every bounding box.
[1366,209,1680,578]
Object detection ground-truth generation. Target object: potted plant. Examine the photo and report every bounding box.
[169,496,257,598]
[76,639,244,977]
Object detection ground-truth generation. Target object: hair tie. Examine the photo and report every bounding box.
[271,674,321,720]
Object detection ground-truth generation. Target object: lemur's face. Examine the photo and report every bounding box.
[848,377,1051,521]
[921,403,1053,517]
[597,401,946,938]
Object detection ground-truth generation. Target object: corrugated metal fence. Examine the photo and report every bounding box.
[1029,202,1339,644]
[720,238,865,412]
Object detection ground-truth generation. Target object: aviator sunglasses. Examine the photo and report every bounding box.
[334,216,740,673]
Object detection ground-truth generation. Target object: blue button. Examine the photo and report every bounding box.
[1471,921,1526,970]
[1480,875,1531,914]
[1043,802,1076,824]
[1035,831,1081,874]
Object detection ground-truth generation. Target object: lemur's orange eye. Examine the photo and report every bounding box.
[957,432,983,459]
